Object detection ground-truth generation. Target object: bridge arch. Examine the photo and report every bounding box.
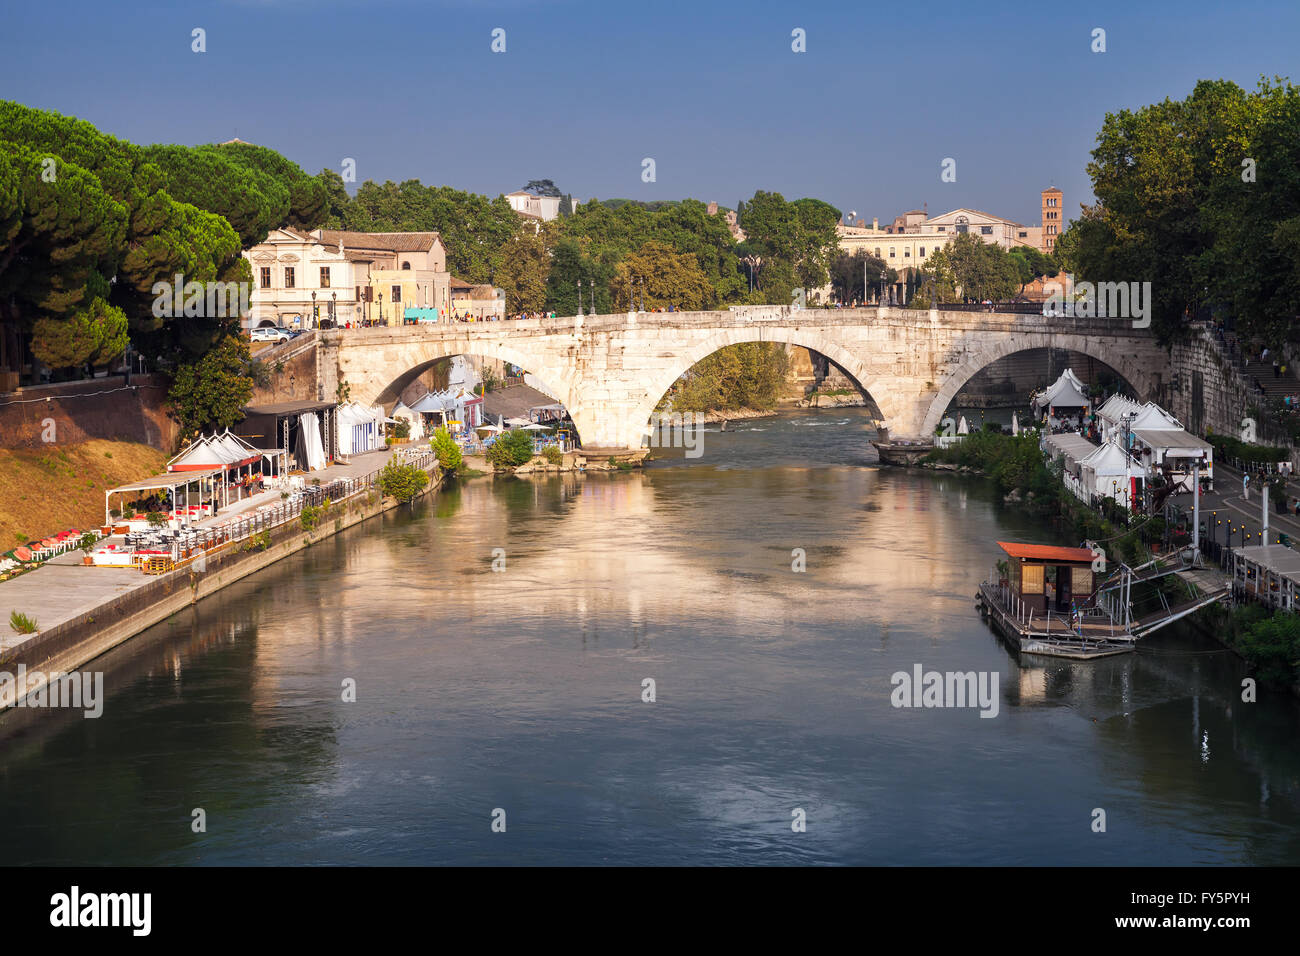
[919,333,1159,438]
[621,326,895,448]
[338,335,577,427]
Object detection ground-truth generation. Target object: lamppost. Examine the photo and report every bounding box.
[577,279,583,318]
[331,292,337,327]
[880,269,887,306]
[590,276,596,316]
[378,293,384,328]
[311,290,317,328]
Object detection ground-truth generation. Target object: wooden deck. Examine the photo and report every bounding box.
[976,583,1136,660]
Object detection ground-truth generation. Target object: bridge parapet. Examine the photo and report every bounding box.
[318,306,1168,452]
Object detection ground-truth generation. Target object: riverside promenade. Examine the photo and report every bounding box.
[0,445,440,706]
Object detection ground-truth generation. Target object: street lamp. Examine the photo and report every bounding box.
[880,269,887,306]
[311,290,317,328]
[378,293,384,327]
[577,279,583,318]
[331,291,336,326]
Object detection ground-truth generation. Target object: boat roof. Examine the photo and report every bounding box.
[998,541,1097,564]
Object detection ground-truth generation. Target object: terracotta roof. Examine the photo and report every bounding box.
[314,230,442,253]
[998,541,1096,563]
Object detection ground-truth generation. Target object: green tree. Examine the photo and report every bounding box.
[167,333,254,436]
[925,233,1020,302]
[613,241,712,311]
[31,296,128,371]
[142,144,289,247]
[0,146,129,349]
[430,426,463,473]
[671,342,789,412]
[546,237,612,315]
[830,249,891,303]
[496,222,555,313]
[378,460,430,503]
[485,429,536,468]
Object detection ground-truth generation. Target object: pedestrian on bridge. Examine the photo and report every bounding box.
[1243,472,1250,501]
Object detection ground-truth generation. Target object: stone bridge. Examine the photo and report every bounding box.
[312,306,1167,452]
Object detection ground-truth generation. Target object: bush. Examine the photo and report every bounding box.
[485,429,535,468]
[378,460,430,503]
[300,504,322,531]
[430,427,463,473]
[393,418,411,441]
[146,510,167,527]
[9,610,37,634]
[1207,432,1289,464]
[542,445,564,465]
[1233,611,1300,686]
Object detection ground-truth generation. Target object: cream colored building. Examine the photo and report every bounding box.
[244,229,451,328]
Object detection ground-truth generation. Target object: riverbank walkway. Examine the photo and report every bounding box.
[0,446,412,650]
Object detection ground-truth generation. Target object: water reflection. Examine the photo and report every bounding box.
[0,408,1297,865]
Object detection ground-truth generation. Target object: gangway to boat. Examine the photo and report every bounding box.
[1094,552,1229,637]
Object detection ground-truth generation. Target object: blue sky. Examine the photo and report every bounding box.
[2,0,1296,227]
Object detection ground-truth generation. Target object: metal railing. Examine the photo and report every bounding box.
[168,452,439,563]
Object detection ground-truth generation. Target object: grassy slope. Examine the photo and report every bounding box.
[0,440,167,552]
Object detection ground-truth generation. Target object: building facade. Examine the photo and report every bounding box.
[244,229,452,329]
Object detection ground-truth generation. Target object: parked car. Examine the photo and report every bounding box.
[250,327,290,343]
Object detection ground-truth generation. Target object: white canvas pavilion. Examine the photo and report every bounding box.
[391,400,425,441]
[336,402,385,456]
[1079,440,1137,507]
[1097,394,1143,443]
[1032,368,1091,417]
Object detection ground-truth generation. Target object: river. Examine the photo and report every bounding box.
[2,407,1298,865]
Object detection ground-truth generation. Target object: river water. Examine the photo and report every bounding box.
[2,407,1298,865]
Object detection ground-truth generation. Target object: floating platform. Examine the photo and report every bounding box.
[976,582,1135,660]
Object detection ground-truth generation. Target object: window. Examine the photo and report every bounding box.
[320,267,331,288]
[259,267,271,288]
[401,261,411,271]
[919,247,926,257]
[980,226,994,235]
[1071,567,1093,594]
[889,247,895,258]
[1018,231,1028,238]
[284,267,295,289]
[1021,564,1044,595]
[875,248,881,258]
[937,226,946,232]
[904,248,910,257]
[391,285,401,303]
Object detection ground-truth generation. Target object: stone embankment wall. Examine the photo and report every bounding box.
[0,375,178,451]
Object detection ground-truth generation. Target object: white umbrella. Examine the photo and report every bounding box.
[1011,413,1020,436]
[957,415,970,435]
[504,417,531,427]
[520,423,548,431]
[476,422,503,433]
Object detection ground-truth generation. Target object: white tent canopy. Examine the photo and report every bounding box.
[391,400,425,441]
[1032,368,1090,414]
[337,402,384,456]
[1129,402,1183,431]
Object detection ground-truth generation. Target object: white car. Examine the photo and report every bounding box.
[250,327,290,343]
